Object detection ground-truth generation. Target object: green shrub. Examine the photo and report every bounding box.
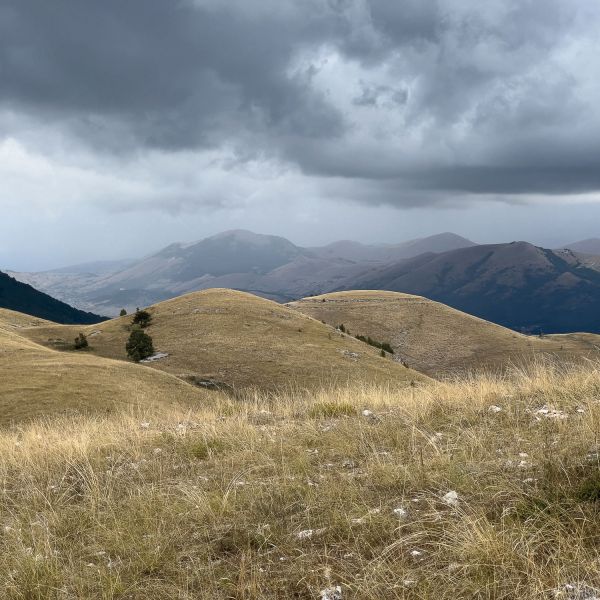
[74,333,89,350]
[120,308,127,317]
[355,334,395,354]
[132,309,152,328]
[126,327,154,362]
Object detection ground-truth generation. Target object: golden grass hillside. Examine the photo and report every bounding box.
[2,360,600,598]
[0,312,214,425]
[23,289,427,391]
[289,290,600,376]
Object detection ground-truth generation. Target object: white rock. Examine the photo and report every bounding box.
[410,549,423,557]
[362,409,374,417]
[320,585,342,600]
[442,490,459,506]
[393,507,408,519]
[553,583,600,600]
[140,422,150,429]
[140,352,169,363]
[488,405,503,413]
[296,528,326,540]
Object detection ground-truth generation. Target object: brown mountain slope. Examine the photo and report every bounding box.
[0,313,211,425]
[341,242,600,333]
[289,291,600,377]
[23,289,427,391]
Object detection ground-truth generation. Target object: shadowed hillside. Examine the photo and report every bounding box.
[343,242,600,333]
[0,271,105,324]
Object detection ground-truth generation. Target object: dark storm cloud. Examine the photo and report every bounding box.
[1,0,599,204]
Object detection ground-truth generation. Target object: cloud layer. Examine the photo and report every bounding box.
[1,0,600,216]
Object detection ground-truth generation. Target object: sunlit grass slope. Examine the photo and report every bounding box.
[1,361,600,597]
[0,313,214,425]
[290,290,600,376]
[24,289,427,390]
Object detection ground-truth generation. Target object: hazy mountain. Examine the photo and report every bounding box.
[308,232,476,262]
[562,238,600,255]
[341,242,600,333]
[97,230,303,291]
[12,231,600,334]
[0,271,105,324]
[10,230,476,314]
[50,259,136,275]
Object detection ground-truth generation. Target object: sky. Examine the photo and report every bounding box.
[2,0,600,271]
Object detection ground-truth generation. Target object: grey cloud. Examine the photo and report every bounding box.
[1,0,600,205]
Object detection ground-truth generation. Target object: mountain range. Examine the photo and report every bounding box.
[7,231,476,313]
[5,230,600,333]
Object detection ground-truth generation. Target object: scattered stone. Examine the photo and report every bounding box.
[534,405,568,419]
[362,409,374,417]
[442,490,459,507]
[296,528,326,540]
[140,352,169,363]
[553,583,600,600]
[393,507,408,519]
[320,585,342,600]
[410,549,423,558]
[488,405,503,413]
[153,448,162,455]
[140,422,150,429]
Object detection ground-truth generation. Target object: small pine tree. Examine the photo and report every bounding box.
[74,333,88,350]
[126,327,154,362]
[380,348,386,357]
[132,309,152,328]
[338,324,346,333]
[120,308,127,317]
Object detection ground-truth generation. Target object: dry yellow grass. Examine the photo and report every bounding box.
[1,360,600,598]
[289,290,600,376]
[23,289,427,391]
[0,314,215,425]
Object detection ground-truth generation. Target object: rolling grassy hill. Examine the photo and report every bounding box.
[22,289,427,391]
[0,309,214,424]
[289,291,600,376]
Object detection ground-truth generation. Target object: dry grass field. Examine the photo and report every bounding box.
[0,309,214,425]
[22,289,427,391]
[290,291,600,376]
[1,360,600,598]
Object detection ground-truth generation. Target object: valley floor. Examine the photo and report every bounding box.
[2,361,600,598]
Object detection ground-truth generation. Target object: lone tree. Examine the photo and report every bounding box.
[132,309,152,328]
[119,308,127,317]
[126,327,154,362]
[74,332,88,350]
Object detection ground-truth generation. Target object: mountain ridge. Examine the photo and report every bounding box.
[0,270,105,324]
